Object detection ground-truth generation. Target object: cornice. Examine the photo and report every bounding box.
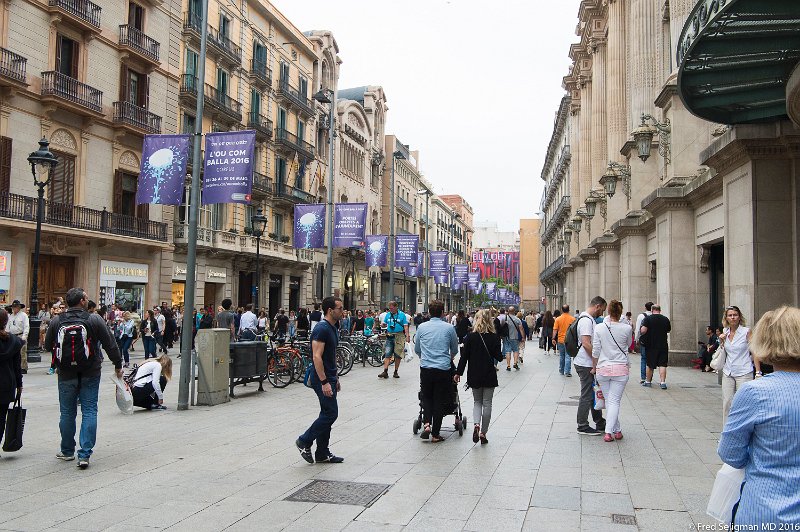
[578,247,598,260]
[702,125,800,176]
[569,256,585,267]
[655,80,678,110]
[592,234,620,251]
[610,211,652,238]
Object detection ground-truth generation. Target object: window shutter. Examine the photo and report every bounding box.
[49,150,75,204]
[71,40,79,78]
[56,35,63,75]
[137,72,148,108]
[144,73,150,109]
[119,66,129,101]
[135,173,149,219]
[0,137,11,194]
[113,169,123,213]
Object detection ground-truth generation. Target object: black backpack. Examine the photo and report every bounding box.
[564,315,592,358]
[55,313,96,371]
[497,317,509,337]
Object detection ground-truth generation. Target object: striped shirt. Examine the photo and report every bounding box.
[718,371,800,526]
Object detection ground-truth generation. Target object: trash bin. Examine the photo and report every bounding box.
[196,328,231,406]
[228,341,269,396]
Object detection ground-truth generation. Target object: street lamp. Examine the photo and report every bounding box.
[251,208,268,310]
[584,196,598,219]
[313,88,336,297]
[601,162,632,200]
[631,113,671,164]
[417,187,432,312]
[347,246,358,312]
[26,137,58,359]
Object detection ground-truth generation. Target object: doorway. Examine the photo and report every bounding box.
[269,274,283,319]
[238,271,253,308]
[289,276,300,311]
[204,283,217,312]
[31,254,75,307]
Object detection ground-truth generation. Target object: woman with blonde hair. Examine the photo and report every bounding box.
[718,305,761,424]
[116,311,135,368]
[455,309,503,444]
[130,354,172,410]
[718,306,800,526]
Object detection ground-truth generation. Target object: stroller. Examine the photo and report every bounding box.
[412,381,467,437]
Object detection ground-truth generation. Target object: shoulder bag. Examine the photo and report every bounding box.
[604,322,629,359]
[2,391,25,452]
[710,334,727,372]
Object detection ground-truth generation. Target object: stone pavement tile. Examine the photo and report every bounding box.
[464,507,526,531]
[408,460,459,477]
[544,438,581,455]
[588,464,626,478]
[529,485,580,511]
[581,491,634,517]
[282,502,365,531]
[163,510,245,532]
[229,479,305,501]
[522,507,580,531]
[477,486,533,511]
[418,491,480,518]
[57,505,144,532]
[405,515,467,531]
[538,452,578,468]
[342,521,403,531]
[355,461,415,484]
[491,466,538,488]
[437,474,490,496]
[224,500,316,531]
[635,509,695,531]
[118,500,210,529]
[627,480,685,511]
[0,502,90,531]
[355,493,427,526]
[689,511,719,527]
[0,490,23,505]
[582,474,629,494]
[579,514,638,532]
[622,466,672,484]
[535,465,581,488]
[389,475,445,498]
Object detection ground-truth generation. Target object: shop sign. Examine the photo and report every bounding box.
[0,251,10,293]
[269,275,282,287]
[100,260,148,283]
[206,266,227,283]
[289,277,301,289]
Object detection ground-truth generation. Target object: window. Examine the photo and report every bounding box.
[216,68,228,96]
[189,0,201,19]
[0,137,10,195]
[212,203,224,230]
[296,158,305,190]
[185,49,198,77]
[56,34,79,78]
[297,119,305,142]
[244,204,255,231]
[182,113,195,134]
[280,62,289,84]
[273,212,284,238]
[113,170,148,218]
[121,67,148,107]
[251,88,261,119]
[275,157,287,188]
[219,13,230,39]
[128,2,144,30]
[49,150,75,205]
[298,76,308,98]
[253,41,267,69]
[277,107,287,130]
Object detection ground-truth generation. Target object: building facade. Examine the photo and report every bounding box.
[519,218,542,310]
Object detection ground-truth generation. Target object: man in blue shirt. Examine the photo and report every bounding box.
[296,296,345,464]
[415,299,459,442]
[379,301,410,379]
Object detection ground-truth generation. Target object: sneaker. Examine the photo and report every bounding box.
[295,438,313,464]
[77,458,89,469]
[47,368,55,375]
[513,364,519,371]
[56,452,75,461]
[506,367,511,371]
[603,433,614,442]
[642,381,652,387]
[378,370,388,379]
[577,426,602,436]
[639,379,645,384]
[660,382,668,390]
[393,372,400,378]
[565,373,572,377]
[315,452,344,464]
[559,371,564,375]
[519,357,523,364]
[614,431,623,440]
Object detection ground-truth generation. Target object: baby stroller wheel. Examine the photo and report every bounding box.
[413,418,422,435]
[455,419,463,436]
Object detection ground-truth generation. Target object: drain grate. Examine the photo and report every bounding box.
[285,480,390,507]
[611,514,637,525]
[557,400,580,406]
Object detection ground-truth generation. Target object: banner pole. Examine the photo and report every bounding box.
[178,0,209,411]
[325,92,336,297]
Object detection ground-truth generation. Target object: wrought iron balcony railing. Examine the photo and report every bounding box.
[183,12,241,64]
[539,256,566,283]
[250,58,272,86]
[49,0,101,29]
[113,101,162,134]
[248,111,273,138]
[396,196,414,216]
[119,25,160,63]
[275,127,314,159]
[541,195,571,244]
[204,83,241,121]
[252,171,273,195]
[277,77,313,115]
[274,182,314,204]
[0,47,26,84]
[41,71,102,113]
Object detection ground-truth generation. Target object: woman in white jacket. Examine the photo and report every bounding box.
[131,354,172,410]
[592,300,633,442]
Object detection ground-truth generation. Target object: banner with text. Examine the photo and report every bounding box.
[394,234,419,268]
[498,288,508,301]
[467,272,481,291]
[485,282,497,298]
[293,204,326,248]
[366,235,388,267]
[434,272,448,284]
[202,130,256,205]
[405,253,423,277]
[429,251,449,275]
[333,203,368,248]
[453,264,469,283]
[137,134,191,205]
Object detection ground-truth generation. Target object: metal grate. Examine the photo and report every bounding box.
[611,514,637,526]
[285,480,390,507]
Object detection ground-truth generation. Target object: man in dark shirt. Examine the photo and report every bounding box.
[296,296,344,464]
[215,298,236,341]
[274,309,289,337]
[351,310,365,334]
[309,303,323,330]
[639,304,672,389]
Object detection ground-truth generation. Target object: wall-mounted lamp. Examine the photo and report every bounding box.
[601,162,632,200]
[631,113,671,164]
[563,227,573,242]
[584,196,598,219]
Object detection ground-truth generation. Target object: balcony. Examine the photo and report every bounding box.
[247,111,273,140]
[539,256,566,284]
[398,228,412,235]
[396,196,414,216]
[277,78,313,117]
[0,47,27,87]
[183,13,241,66]
[274,127,314,160]
[112,101,162,135]
[543,145,571,209]
[273,181,314,205]
[541,195,571,244]
[249,59,271,88]
[0,192,167,242]
[41,71,103,116]
[204,83,242,123]
[48,0,101,33]
[119,25,160,65]
[252,171,272,197]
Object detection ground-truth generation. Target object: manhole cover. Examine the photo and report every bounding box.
[557,401,579,406]
[285,480,390,507]
[611,514,637,525]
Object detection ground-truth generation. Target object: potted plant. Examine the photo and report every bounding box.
[268,232,278,240]
[280,235,290,243]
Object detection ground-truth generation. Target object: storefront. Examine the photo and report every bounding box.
[269,274,283,318]
[204,266,227,311]
[0,251,11,306]
[171,263,191,308]
[289,276,301,312]
[99,260,149,312]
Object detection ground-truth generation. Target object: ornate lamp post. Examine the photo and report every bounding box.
[631,113,671,163]
[251,208,268,310]
[26,138,58,359]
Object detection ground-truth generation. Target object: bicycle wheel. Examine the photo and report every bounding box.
[335,349,347,376]
[266,353,293,388]
[340,345,355,376]
[367,343,384,367]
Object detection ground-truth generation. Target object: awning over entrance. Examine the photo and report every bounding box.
[677,0,800,124]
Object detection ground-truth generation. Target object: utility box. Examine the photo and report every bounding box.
[196,328,231,406]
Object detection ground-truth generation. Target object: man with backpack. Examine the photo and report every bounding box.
[568,296,607,436]
[499,307,524,371]
[634,302,653,384]
[43,287,123,469]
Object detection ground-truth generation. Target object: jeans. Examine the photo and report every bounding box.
[596,374,628,434]
[142,336,157,359]
[639,346,647,381]
[58,375,101,459]
[557,343,571,375]
[154,332,167,353]
[722,372,754,426]
[471,387,495,434]
[289,324,296,337]
[575,365,605,430]
[117,336,132,364]
[298,380,338,457]
[420,367,452,436]
[384,333,404,359]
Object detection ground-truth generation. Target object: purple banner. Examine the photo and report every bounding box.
[467,272,480,291]
[429,251,449,274]
[333,203,368,248]
[498,288,508,301]
[294,204,326,248]
[452,278,464,290]
[366,235,388,267]
[485,282,497,299]
[202,131,256,205]
[453,264,469,282]
[434,272,448,284]
[394,234,419,268]
[137,134,191,205]
[405,253,423,277]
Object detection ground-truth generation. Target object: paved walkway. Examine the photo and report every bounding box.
[0,342,725,531]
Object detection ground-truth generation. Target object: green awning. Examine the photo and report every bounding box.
[677,0,800,124]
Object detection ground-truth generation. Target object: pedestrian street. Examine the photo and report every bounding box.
[1,343,725,531]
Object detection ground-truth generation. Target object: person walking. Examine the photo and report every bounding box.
[309,303,322,332]
[37,303,51,348]
[378,301,409,379]
[639,304,671,389]
[592,300,632,442]
[415,300,459,443]
[274,309,290,338]
[525,312,535,341]
[364,310,375,336]
[455,310,471,345]
[553,304,575,377]
[153,307,167,354]
[44,287,123,469]
[502,307,525,371]
[0,309,23,455]
[455,309,503,444]
[214,299,236,342]
[140,310,158,360]
[288,310,297,338]
[541,310,555,355]
[634,302,653,383]
[130,354,172,410]
[574,296,607,436]
[719,305,760,424]
[116,312,135,368]
[718,305,800,527]
[296,308,310,337]
[238,304,258,340]
[6,300,29,374]
[296,296,345,464]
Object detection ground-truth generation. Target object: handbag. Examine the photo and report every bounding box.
[3,393,26,452]
[710,342,726,371]
[707,464,745,524]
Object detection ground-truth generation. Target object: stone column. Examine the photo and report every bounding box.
[597,242,620,300]
[579,79,593,212]
[581,249,599,303]
[589,41,607,243]
[617,228,650,320]
[605,0,628,226]
[570,261,585,310]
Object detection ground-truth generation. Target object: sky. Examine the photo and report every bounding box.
[271,0,582,232]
